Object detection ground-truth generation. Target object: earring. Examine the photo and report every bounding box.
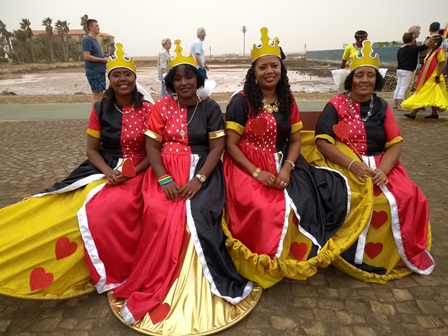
[172,92,178,101]
[255,79,258,85]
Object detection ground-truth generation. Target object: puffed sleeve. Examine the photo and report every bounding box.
[314,102,339,145]
[207,100,225,139]
[290,99,303,133]
[86,105,101,138]
[144,102,166,142]
[383,103,403,149]
[225,93,249,136]
[437,49,446,63]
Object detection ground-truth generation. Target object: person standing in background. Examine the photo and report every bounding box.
[157,37,171,97]
[340,30,368,69]
[403,25,422,99]
[82,19,108,105]
[191,27,208,79]
[418,22,441,71]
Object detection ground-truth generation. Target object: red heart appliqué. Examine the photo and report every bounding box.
[122,159,136,178]
[290,242,308,261]
[149,303,171,325]
[333,121,350,140]
[250,118,268,137]
[365,242,383,259]
[371,211,388,230]
[55,237,78,260]
[30,267,54,291]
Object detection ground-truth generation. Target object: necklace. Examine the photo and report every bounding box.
[262,98,280,113]
[347,92,374,121]
[179,99,199,140]
[114,103,135,115]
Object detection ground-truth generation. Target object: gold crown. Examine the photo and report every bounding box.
[349,40,380,72]
[169,40,197,68]
[251,27,281,62]
[107,43,136,75]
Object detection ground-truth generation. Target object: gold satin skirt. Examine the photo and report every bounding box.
[108,235,262,335]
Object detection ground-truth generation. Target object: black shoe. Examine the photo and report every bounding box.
[424,114,439,119]
[404,113,416,119]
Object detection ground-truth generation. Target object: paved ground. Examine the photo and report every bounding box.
[0,103,447,335]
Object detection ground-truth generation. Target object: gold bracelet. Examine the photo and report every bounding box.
[284,159,295,170]
[347,159,356,171]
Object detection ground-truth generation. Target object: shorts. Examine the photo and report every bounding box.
[86,72,106,93]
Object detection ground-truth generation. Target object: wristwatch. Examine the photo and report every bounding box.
[252,167,261,178]
[196,174,206,183]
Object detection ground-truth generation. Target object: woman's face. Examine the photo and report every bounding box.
[351,66,376,97]
[109,68,136,96]
[172,65,198,100]
[428,36,440,50]
[253,55,281,90]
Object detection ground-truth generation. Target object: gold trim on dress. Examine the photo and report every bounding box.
[208,129,226,139]
[291,121,303,134]
[144,130,162,142]
[314,133,335,146]
[385,136,403,150]
[225,121,245,136]
[86,128,101,139]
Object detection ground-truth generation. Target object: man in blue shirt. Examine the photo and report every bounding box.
[191,27,208,79]
[82,19,108,104]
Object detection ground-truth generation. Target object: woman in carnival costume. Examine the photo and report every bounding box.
[108,40,259,336]
[314,40,435,283]
[0,43,152,299]
[222,27,350,289]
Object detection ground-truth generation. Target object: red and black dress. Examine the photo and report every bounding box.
[315,93,434,283]
[0,100,151,299]
[223,92,349,289]
[109,95,259,336]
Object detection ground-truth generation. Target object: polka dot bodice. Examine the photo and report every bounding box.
[240,111,278,153]
[158,99,191,154]
[120,104,150,159]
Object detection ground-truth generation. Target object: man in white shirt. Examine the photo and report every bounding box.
[157,37,172,97]
[191,27,208,79]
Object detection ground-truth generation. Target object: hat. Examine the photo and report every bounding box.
[251,27,281,63]
[169,39,197,68]
[161,37,171,46]
[106,43,136,77]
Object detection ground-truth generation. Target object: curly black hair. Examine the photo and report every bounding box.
[164,64,205,94]
[243,59,293,118]
[344,68,384,92]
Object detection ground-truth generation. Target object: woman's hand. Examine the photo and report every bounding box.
[372,168,388,187]
[161,181,181,200]
[179,178,203,200]
[255,170,276,187]
[349,161,376,183]
[273,166,291,189]
[106,170,129,185]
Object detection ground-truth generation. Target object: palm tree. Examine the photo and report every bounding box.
[102,36,111,55]
[80,14,89,34]
[0,20,13,55]
[241,26,247,56]
[55,20,70,61]
[42,17,54,62]
[19,18,35,62]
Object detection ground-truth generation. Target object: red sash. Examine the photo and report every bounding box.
[415,48,441,92]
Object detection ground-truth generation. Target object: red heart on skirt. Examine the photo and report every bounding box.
[373,185,382,197]
[365,242,383,259]
[371,211,388,230]
[122,159,136,178]
[149,303,171,325]
[30,267,54,291]
[290,242,308,261]
[250,118,268,137]
[55,237,78,260]
[332,121,350,140]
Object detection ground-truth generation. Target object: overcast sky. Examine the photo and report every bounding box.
[1,0,447,57]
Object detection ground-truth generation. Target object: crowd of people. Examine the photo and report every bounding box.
[0,21,444,335]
